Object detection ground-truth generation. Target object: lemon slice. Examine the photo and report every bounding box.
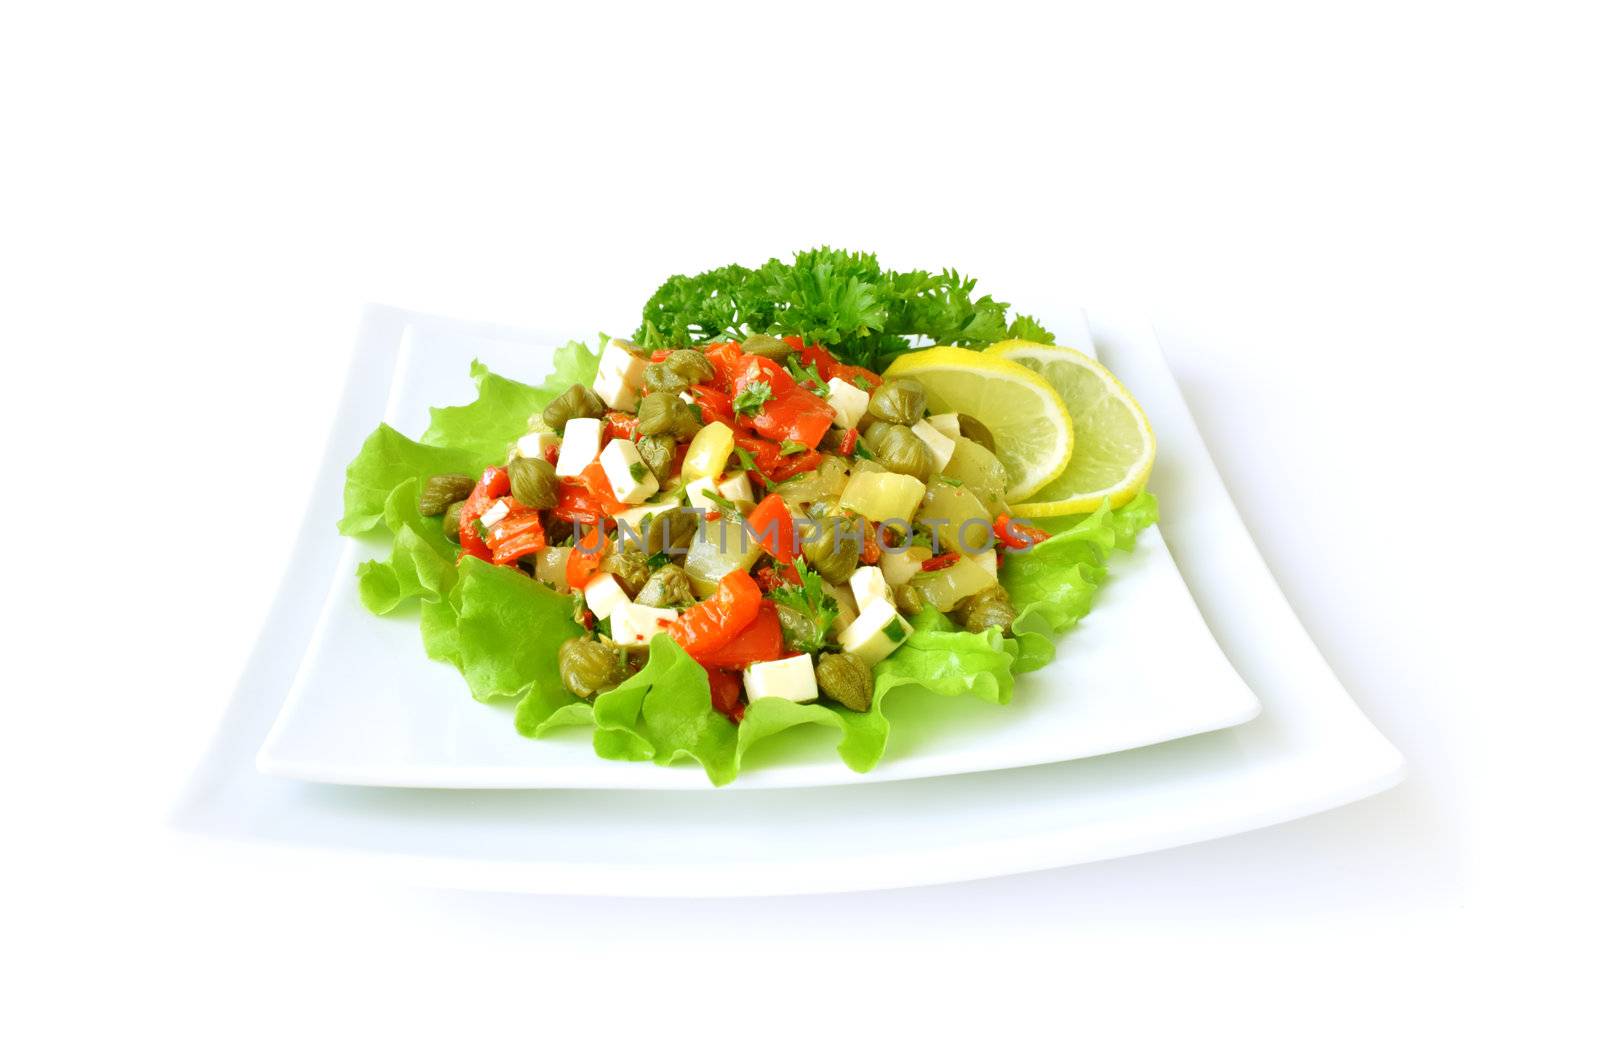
[988,341,1156,516]
[883,347,1073,501]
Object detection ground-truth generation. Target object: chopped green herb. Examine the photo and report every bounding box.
[853,440,876,460]
[732,446,759,471]
[768,559,839,654]
[732,380,773,417]
[778,439,809,456]
[629,461,649,481]
[645,551,671,570]
[786,355,828,392]
[883,618,907,641]
[939,475,963,487]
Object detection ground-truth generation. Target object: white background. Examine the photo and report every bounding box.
[3,1,1596,1059]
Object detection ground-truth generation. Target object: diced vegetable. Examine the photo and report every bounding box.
[534,546,572,591]
[839,468,925,524]
[878,544,932,586]
[912,554,997,612]
[682,421,735,481]
[940,437,1008,516]
[915,481,995,555]
[683,516,763,596]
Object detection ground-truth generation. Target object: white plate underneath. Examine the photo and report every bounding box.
[255,309,1257,789]
[172,304,1404,896]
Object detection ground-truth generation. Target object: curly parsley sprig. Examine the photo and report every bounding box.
[634,248,1053,372]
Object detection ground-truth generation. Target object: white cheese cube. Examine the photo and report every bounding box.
[716,471,755,504]
[553,417,603,477]
[582,572,630,621]
[743,654,819,703]
[974,549,997,579]
[514,430,560,462]
[848,565,891,609]
[825,377,871,429]
[925,412,961,439]
[478,499,510,528]
[911,419,957,473]
[684,476,723,511]
[598,438,659,504]
[838,597,909,666]
[593,338,650,411]
[610,602,679,647]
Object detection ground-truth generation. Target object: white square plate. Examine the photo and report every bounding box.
[255,309,1258,788]
[173,305,1403,896]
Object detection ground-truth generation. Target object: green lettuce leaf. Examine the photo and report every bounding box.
[871,607,1018,716]
[449,556,584,704]
[339,424,476,535]
[355,478,459,614]
[739,696,889,774]
[420,360,553,470]
[1003,493,1160,637]
[419,338,606,469]
[590,634,738,781]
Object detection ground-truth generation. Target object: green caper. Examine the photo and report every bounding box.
[868,424,934,480]
[641,506,700,556]
[634,563,694,608]
[955,585,1017,635]
[441,500,465,543]
[957,414,995,452]
[634,434,677,483]
[802,514,864,585]
[774,602,822,654]
[894,583,925,616]
[558,637,625,700]
[601,547,651,597]
[816,652,874,712]
[418,474,475,516]
[542,384,605,432]
[507,457,558,509]
[740,333,793,357]
[636,391,699,439]
[643,349,715,392]
[867,378,926,425]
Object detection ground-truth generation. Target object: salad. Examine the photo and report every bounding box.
[341,250,1158,784]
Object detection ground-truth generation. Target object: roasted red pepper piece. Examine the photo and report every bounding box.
[604,411,638,440]
[566,524,606,590]
[731,354,833,448]
[457,465,510,562]
[695,600,785,671]
[689,385,735,427]
[703,341,747,391]
[994,513,1050,550]
[666,569,762,661]
[705,667,745,724]
[552,461,630,525]
[745,494,800,563]
[781,335,883,389]
[921,551,961,572]
[485,503,546,565]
